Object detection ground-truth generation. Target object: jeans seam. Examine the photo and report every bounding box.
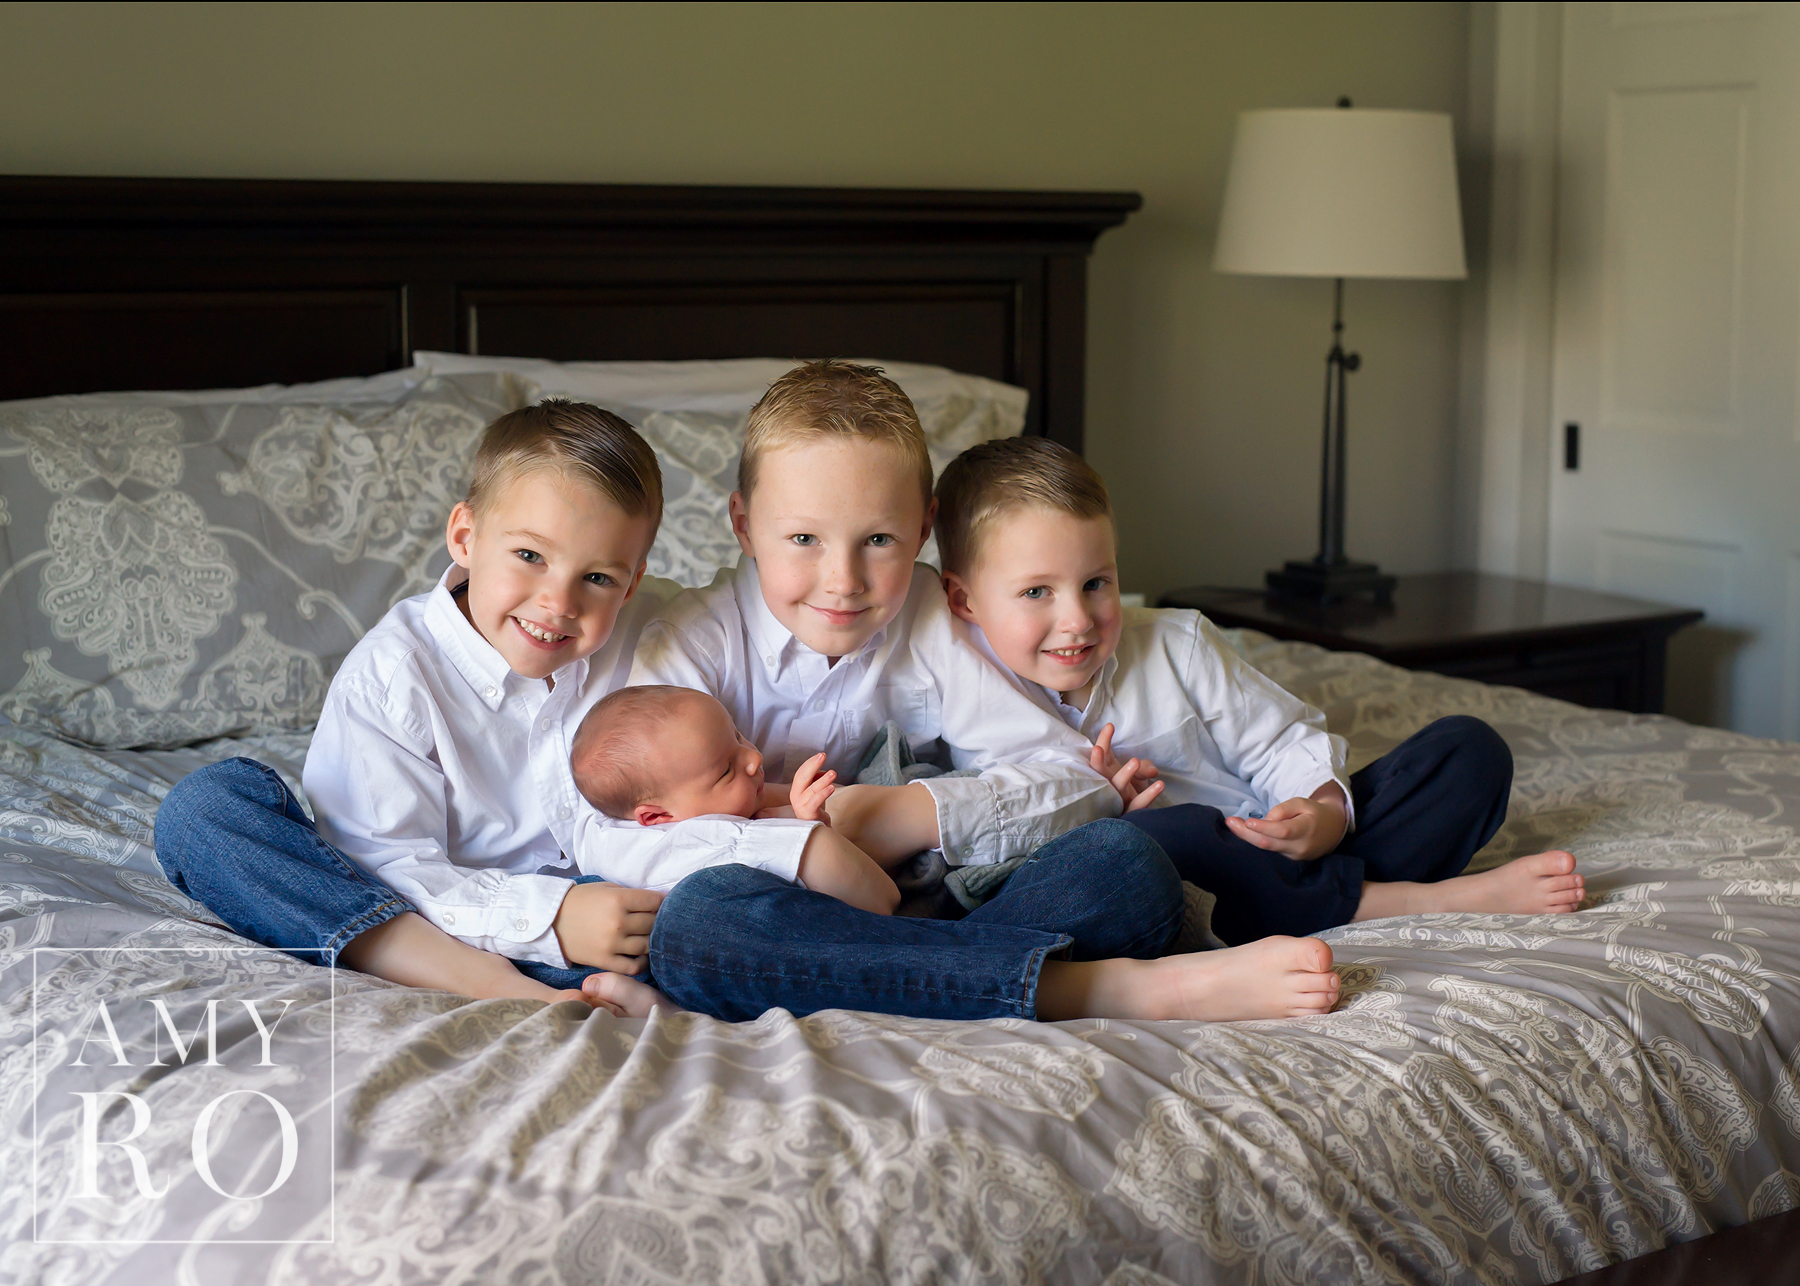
[323,897,412,956]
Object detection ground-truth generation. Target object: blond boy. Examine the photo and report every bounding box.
[935,436,1585,945]
[156,401,677,1016]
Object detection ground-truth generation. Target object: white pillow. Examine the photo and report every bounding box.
[414,353,1029,427]
[415,354,1028,583]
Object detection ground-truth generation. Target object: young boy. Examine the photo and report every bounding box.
[569,683,897,914]
[155,401,682,1015]
[624,360,1345,1022]
[933,435,1585,947]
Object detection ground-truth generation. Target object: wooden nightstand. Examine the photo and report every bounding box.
[1158,571,1704,714]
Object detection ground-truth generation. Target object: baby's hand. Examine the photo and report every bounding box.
[1091,723,1164,813]
[789,752,837,825]
[1225,791,1347,861]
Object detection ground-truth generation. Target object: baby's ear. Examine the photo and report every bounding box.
[632,803,673,827]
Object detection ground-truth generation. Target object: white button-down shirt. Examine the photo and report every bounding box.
[303,567,815,969]
[625,558,1119,866]
[970,607,1354,826]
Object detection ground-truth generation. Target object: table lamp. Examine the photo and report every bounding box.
[1214,100,1467,603]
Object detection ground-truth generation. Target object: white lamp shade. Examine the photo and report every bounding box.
[1213,108,1467,279]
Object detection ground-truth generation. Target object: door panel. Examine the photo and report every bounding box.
[1551,1,1800,737]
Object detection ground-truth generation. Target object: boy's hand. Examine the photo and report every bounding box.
[1091,723,1165,813]
[1225,783,1348,861]
[553,881,664,974]
[788,752,837,824]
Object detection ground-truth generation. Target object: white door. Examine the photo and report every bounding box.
[1549,0,1800,737]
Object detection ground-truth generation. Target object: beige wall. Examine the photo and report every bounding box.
[0,1,1470,600]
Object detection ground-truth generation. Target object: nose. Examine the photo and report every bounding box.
[823,548,865,600]
[538,577,578,622]
[744,748,763,778]
[1059,601,1096,637]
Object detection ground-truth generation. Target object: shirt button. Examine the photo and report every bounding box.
[812,701,825,713]
[442,912,456,926]
[486,687,499,700]
[540,719,551,731]
[514,918,529,931]
[765,656,775,666]
[560,805,571,818]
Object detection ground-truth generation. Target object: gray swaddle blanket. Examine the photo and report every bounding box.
[850,721,1221,949]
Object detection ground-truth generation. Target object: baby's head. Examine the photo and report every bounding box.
[935,437,1122,703]
[729,360,936,660]
[446,400,662,681]
[572,685,765,826]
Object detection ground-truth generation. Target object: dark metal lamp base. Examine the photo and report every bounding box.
[1265,559,1397,605]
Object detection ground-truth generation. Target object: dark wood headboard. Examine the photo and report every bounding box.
[0,177,1139,453]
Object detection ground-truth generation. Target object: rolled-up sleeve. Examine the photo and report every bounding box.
[927,628,1119,865]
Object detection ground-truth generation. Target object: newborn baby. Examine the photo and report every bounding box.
[570,685,897,913]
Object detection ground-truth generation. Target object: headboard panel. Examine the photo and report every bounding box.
[0,177,1138,452]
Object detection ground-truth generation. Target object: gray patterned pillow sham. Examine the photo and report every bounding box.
[0,371,525,749]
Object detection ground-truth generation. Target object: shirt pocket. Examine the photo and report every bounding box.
[881,684,940,744]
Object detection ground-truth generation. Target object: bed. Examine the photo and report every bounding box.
[4,178,1799,1285]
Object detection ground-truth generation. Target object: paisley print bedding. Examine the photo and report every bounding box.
[3,632,1798,1284]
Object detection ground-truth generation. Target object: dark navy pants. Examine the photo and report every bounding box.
[1123,715,1512,944]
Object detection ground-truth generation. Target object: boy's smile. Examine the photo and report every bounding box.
[445,470,656,681]
[729,436,934,661]
[943,507,1123,710]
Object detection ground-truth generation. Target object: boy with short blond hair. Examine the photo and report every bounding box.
[625,360,1346,1023]
[156,400,682,1015]
[934,435,1585,945]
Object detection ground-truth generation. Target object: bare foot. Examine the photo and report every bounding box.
[582,971,681,1018]
[1353,850,1584,921]
[1036,936,1340,1022]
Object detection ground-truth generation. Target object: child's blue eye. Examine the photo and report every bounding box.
[515,549,543,564]
[792,534,818,547]
[585,572,616,587]
[1022,587,1048,600]
[867,534,895,547]
[1084,577,1109,593]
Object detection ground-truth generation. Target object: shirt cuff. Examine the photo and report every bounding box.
[914,775,1027,866]
[417,871,579,969]
[728,817,816,884]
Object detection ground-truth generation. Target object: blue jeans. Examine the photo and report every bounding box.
[152,757,605,990]
[646,818,1183,1021]
[155,759,1184,1018]
[1124,715,1513,944]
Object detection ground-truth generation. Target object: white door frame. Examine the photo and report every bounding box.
[1463,0,1564,579]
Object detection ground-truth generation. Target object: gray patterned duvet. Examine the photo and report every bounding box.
[4,632,1799,1285]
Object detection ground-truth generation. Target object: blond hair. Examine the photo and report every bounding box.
[570,685,694,819]
[738,360,932,505]
[934,436,1111,575]
[466,399,663,527]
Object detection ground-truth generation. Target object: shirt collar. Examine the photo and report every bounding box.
[1045,653,1117,727]
[422,565,587,711]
